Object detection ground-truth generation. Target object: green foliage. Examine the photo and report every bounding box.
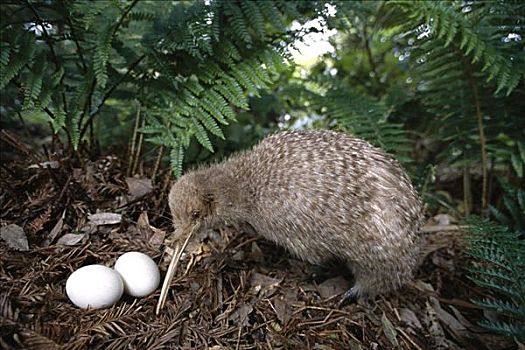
[1,0,324,175]
[387,0,525,168]
[391,1,523,95]
[288,79,412,161]
[464,216,525,340]
[489,140,525,232]
[1,0,523,196]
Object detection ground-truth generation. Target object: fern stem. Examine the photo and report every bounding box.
[469,75,489,216]
[151,146,164,185]
[132,114,146,176]
[363,23,380,87]
[128,101,141,177]
[463,165,472,216]
[111,0,140,38]
[60,0,87,73]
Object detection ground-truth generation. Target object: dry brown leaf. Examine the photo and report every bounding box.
[381,312,399,348]
[228,302,253,327]
[273,292,295,325]
[137,212,167,248]
[56,233,85,246]
[399,307,423,330]
[250,241,264,262]
[425,300,447,348]
[149,227,167,248]
[430,297,469,342]
[250,273,282,298]
[0,224,29,251]
[125,177,153,199]
[448,306,485,332]
[317,276,350,299]
[46,210,66,245]
[88,212,122,225]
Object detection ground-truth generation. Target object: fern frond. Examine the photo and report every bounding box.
[194,108,225,140]
[473,298,525,318]
[477,319,525,340]
[307,82,411,160]
[464,216,525,339]
[390,1,523,95]
[170,143,184,179]
[93,24,113,89]
[259,1,285,31]
[50,110,66,134]
[214,79,249,109]
[0,31,36,89]
[22,57,46,110]
[128,11,156,22]
[69,111,82,150]
[240,1,265,38]
[223,2,252,45]
[206,90,237,122]
[191,117,213,152]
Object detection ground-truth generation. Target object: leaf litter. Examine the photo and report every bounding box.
[0,135,518,350]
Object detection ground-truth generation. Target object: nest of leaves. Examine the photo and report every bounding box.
[0,132,514,350]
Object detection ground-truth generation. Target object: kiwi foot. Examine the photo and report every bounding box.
[337,286,360,307]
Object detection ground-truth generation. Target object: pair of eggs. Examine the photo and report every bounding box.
[66,251,160,309]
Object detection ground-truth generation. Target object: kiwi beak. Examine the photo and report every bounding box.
[155,222,200,315]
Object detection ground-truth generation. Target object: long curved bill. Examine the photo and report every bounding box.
[155,223,199,315]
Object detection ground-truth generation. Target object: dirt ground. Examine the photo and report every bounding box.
[0,133,516,349]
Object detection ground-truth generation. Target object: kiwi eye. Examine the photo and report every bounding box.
[191,210,200,219]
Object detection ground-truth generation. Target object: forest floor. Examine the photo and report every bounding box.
[0,131,516,350]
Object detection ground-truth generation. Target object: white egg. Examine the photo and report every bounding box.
[66,264,123,309]
[114,251,160,297]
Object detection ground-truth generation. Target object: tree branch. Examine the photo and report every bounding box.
[112,0,141,38]
[79,54,146,139]
[76,0,141,141]
[60,0,87,73]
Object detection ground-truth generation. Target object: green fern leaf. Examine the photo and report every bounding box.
[170,143,185,179]
[69,111,82,150]
[207,90,237,122]
[223,2,251,44]
[23,58,46,110]
[0,32,36,89]
[199,96,229,125]
[191,118,213,152]
[214,79,248,109]
[50,110,66,134]
[195,108,225,139]
[511,153,523,178]
[241,1,265,38]
[259,1,285,31]
[93,24,113,89]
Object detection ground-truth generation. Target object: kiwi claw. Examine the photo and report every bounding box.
[337,286,360,308]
